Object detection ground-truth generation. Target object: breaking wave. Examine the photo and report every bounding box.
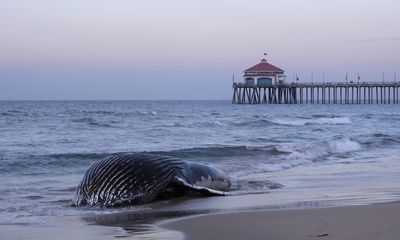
[360,133,400,148]
[154,137,360,160]
[269,117,352,126]
[231,116,352,127]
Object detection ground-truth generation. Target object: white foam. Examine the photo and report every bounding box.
[275,143,328,160]
[271,119,307,126]
[138,111,158,115]
[259,163,284,171]
[328,138,362,153]
[316,117,352,125]
[237,138,362,175]
[270,117,352,126]
[215,121,224,126]
[277,138,361,159]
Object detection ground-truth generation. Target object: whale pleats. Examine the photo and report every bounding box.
[74,153,183,207]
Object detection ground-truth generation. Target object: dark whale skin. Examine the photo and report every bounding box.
[73,153,230,207]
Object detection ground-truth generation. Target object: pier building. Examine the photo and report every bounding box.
[243,58,285,85]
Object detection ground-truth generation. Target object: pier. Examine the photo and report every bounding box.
[232,82,400,104]
[233,57,399,104]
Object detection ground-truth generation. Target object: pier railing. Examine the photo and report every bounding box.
[232,82,400,104]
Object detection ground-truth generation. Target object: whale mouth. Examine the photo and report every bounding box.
[173,176,231,196]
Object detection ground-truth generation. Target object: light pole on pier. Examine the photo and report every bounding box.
[311,72,314,84]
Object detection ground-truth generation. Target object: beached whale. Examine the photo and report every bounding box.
[73,153,231,207]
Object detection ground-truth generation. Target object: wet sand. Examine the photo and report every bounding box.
[0,217,125,240]
[162,202,400,240]
[0,214,181,240]
[2,202,400,240]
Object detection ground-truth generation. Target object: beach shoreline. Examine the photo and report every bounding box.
[161,201,400,240]
[1,197,399,240]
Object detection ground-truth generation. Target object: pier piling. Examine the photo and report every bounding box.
[232,82,400,104]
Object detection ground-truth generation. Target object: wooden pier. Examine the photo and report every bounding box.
[232,82,400,104]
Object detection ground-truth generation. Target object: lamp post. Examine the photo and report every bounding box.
[311,72,314,84]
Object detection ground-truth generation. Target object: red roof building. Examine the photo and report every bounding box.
[243,59,285,85]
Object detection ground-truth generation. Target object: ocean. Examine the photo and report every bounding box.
[1,100,400,238]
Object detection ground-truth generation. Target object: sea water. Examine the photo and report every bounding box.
[1,101,400,231]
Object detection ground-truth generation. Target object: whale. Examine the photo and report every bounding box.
[73,153,231,207]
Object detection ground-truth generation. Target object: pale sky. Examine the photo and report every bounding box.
[1,0,400,100]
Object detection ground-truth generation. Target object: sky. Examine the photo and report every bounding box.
[1,0,400,100]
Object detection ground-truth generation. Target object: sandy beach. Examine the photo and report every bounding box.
[2,201,399,240]
[162,202,400,240]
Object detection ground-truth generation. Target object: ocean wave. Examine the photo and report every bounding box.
[70,117,117,128]
[88,122,115,128]
[328,137,361,153]
[0,110,25,116]
[22,195,44,200]
[67,109,135,117]
[214,120,224,126]
[151,138,362,165]
[137,111,158,116]
[275,137,361,159]
[155,122,186,128]
[227,158,314,180]
[81,110,116,115]
[0,152,110,174]
[190,120,227,128]
[149,146,286,159]
[231,119,271,127]
[202,138,362,194]
[91,110,123,115]
[230,116,352,127]
[2,137,363,175]
[145,138,363,184]
[47,199,74,205]
[269,117,352,126]
[360,133,400,148]
[46,152,110,160]
[54,187,78,192]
